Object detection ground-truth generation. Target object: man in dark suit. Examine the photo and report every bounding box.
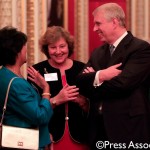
[76,3,150,150]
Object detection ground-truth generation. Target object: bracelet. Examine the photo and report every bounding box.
[42,93,51,96]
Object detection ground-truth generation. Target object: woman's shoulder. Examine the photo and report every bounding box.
[69,60,85,72]
[73,60,85,66]
[32,60,48,69]
[11,77,34,92]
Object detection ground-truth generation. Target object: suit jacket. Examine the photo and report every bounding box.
[77,32,150,144]
[0,66,53,148]
[28,60,89,143]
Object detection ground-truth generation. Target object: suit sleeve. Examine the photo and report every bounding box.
[77,40,150,100]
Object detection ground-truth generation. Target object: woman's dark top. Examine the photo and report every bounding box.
[29,60,88,143]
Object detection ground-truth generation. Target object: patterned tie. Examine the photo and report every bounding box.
[109,45,115,56]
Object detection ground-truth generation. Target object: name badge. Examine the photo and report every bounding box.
[44,73,58,81]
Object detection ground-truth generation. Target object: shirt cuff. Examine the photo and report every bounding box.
[93,70,103,87]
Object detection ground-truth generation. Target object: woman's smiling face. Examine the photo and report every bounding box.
[48,37,69,65]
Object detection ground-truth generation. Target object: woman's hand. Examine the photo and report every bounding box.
[27,66,49,92]
[51,84,79,106]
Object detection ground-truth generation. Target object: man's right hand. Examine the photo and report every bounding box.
[99,63,122,82]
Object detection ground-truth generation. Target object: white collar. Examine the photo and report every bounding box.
[113,31,128,48]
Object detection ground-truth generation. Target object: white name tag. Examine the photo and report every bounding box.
[44,73,58,81]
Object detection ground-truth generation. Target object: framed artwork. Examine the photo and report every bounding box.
[47,0,64,27]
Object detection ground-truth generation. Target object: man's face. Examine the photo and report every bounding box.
[93,11,114,43]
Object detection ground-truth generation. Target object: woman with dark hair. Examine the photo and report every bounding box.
[0,26,53,149]
[28,26,89,150]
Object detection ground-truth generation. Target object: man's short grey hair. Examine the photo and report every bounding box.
[93,3,126,27]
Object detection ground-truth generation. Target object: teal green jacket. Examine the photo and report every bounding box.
[0,66,53,148]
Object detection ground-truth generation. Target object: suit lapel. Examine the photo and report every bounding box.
[108,32,133,66]
[100,44,112,68]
